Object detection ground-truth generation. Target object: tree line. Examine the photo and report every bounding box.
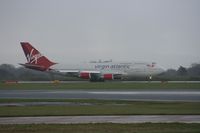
[153,63,200,81]
[0,63,200,81]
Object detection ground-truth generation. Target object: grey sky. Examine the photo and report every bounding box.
[0,0,199,69]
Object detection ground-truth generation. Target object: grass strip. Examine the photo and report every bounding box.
[0,123,200,133]
[0,82,200,90]
[0,100,199,116]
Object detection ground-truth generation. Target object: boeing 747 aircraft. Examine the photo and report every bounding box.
[20,42,165,81]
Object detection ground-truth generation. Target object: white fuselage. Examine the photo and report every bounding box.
[56,61,165,78]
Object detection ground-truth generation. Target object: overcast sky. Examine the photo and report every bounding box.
[0,0,199,69]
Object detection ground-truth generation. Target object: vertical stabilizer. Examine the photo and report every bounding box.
[20,42,56,71]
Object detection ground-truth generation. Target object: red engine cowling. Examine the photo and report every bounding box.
[103,74,113,80]
[80,72,90,79]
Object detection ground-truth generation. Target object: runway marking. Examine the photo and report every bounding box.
[3,90,200,95]
[89,91,200,95]
[0,115,200,124]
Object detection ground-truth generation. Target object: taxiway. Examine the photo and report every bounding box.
[0,115,199,124]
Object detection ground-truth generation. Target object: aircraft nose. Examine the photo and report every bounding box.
[153,64,165,75]
[158,67,165,74]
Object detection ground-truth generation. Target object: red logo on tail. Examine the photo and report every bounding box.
[26,48,43,64]
[20,42,56,71]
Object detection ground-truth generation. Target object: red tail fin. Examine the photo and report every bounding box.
[20,42,56,71]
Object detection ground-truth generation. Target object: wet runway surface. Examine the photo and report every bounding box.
[0,89,200,101]
[0,102,93,106]
[0,115,200,124]
[1,88,200,124]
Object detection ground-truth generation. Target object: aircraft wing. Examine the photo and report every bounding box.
[51,69,124,81]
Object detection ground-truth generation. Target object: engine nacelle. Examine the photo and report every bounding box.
[103,74,113,80]
[79,72,90,79]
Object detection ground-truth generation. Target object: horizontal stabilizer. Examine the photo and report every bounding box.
[19,63,51,71]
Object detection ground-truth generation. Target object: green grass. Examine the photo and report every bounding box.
[0,123,200,133]
[0,82,200,90]
[0,100,199,116]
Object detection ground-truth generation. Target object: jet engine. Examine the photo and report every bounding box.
[79,72,90,79]
[103,74,113,80]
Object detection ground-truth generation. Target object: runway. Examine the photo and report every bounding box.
[0,115,200,124]
[0,89,200,101]
[18,81,200,83]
